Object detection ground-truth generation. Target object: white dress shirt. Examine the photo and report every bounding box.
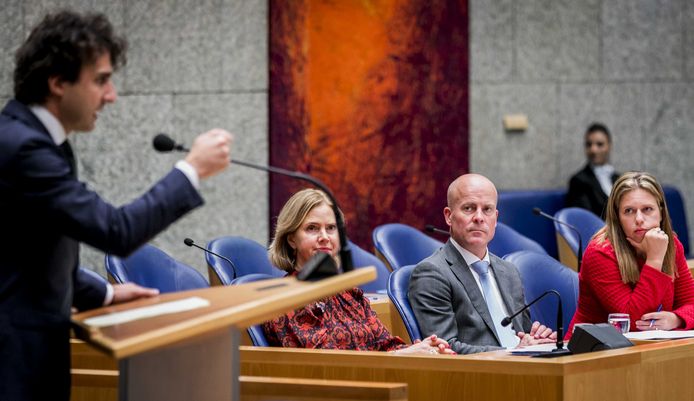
[592,163,615,196]
[449,238,520,347]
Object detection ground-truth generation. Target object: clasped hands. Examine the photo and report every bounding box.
[516,321,557,347]
[395,334,456,355]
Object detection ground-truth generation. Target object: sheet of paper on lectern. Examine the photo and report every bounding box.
[83,297,210,327]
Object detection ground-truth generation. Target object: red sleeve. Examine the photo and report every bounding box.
[262,314,302,347]
[358,292,407,351]
[671,240,694,329]
[583,240,671,327]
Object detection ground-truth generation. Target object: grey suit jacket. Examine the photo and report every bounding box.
[408,240,530,354]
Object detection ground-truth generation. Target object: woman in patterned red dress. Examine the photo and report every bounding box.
[566,172,694,338]
[263,188,454,355]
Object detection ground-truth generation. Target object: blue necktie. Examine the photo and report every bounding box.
[470,260,518,347]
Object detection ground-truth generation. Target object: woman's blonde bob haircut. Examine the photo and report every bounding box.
[596,171,676,284]
[268,188,343,272]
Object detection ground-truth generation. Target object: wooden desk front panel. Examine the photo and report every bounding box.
[240,341,694,401]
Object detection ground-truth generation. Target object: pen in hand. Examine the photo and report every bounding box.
[649,304,663,329]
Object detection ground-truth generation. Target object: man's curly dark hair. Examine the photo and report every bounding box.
[13,10,127,104]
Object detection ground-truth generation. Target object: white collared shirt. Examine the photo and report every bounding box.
[449,238,520,347]
[592,163,615,196]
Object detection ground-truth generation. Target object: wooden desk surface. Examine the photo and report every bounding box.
[241,338,694,401]
[72,268,375,359]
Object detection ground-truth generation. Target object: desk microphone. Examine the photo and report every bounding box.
[502,289,570,357]
[154,133,353,274]
[532,207,583,271]
[424,224,449,236]
[184,237,237,280]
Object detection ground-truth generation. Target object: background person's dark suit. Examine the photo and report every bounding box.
[566,164,619,218]
[0,99,204,400]
[408,240,530,354]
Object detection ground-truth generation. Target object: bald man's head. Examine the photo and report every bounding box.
[444,174,499,259]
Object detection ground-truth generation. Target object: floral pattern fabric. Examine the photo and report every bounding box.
[262,287,406,351]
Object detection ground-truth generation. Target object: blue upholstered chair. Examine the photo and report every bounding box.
[489,222,548,258]
[387,264,421,342]
[503,251,578,334]
[205,236,284,286]
[79,266,108,285]
[230,273,278,346]
[663,186,691,257]
[349,240,390,293]
[372,223,443,270]
[105,244,208,293]
[497,189,567,258]
[553,207,604,269]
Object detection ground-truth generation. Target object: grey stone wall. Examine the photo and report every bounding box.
[471,0,694,244]
[0,1,268,278]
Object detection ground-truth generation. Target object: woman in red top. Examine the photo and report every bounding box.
[566,172,694,339]
[263,188,454,355]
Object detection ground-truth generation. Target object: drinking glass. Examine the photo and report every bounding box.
[608,313,630,334]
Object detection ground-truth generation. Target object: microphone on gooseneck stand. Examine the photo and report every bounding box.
[424,224,450,236]
[532,207,583,272]
[184,237,237,280]
[501,289,571,357]
[154,133,353,276]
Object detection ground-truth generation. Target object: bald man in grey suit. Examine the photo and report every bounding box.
[409,174,556,354]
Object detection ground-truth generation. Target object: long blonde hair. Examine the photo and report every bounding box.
[268,189,343,272]
[598,172,676,284]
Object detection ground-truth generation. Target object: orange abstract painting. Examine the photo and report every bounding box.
[270,0,469,249]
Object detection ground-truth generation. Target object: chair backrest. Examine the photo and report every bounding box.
[554,207,605,257]
[663,185,690,257]
[206,236,284,285]
[387,264,421,342]
[105,244,208,293]
[348,240,390,293]
[497,189,567,258]
[230,273,278,346]
[489,222,548,258]
[372,223,443,270]
[78,266,108,285]
[503,251,578,334]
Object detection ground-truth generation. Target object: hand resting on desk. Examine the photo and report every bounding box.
[636,311,683,331]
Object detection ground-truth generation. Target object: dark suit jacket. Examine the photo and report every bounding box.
[408,240,530,354]
[566,164,619,218]
[0,99,204,401]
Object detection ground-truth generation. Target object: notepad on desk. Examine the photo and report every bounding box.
[508,343,559,355]
[624,330,694,341]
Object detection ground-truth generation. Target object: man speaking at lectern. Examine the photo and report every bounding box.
[0,10,232,400]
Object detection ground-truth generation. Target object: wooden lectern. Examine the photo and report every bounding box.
[72,268,375,401]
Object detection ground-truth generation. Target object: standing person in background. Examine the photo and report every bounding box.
[566,172,694,339]
[566,123,620,218]
[0,10,233,400]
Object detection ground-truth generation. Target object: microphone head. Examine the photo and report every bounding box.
[153,133,176,152]
[532,207,542,215]
[500,317,512,327]
[424,224,435,233]
[183,238,195,247]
